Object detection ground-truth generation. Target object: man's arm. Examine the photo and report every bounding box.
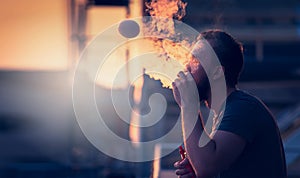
[173,72,246,177]
[181,108,246,177]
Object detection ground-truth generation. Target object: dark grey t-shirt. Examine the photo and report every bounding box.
[217,90,287,178]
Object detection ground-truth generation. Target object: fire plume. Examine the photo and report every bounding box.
[142,0,197,88]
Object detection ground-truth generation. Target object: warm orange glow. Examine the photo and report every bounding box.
[146,0,187,19]
[85,6,127,37]
[142,0,191,88]
[0,0,69,70]
[83,0,191,89]
[85,6,129,88]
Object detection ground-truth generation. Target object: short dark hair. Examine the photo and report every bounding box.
[200,29,244,87]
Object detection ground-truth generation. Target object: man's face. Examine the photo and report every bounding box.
[187,57,210,101]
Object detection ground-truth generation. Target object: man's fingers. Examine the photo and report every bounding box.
[186,72,194,82]
[174,78,182,89]
[175,71,195,88]
[174,161,182,168]
[172,82,177,89]
[172,82,181,106]
[177,71,186,80]
[174,160,185,169]
[178,172,195,178]
[177,71,195,85]
[180,157,190,165]
[175,168,190,175]
[174,158,189,169]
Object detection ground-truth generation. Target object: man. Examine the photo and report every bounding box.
[172,30,287,178]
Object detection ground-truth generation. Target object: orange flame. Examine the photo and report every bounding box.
[145,0,187,20]
[142,0,196,88]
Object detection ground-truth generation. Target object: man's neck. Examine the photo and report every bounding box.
[206,86,236,113]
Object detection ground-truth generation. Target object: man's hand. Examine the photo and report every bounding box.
[172,71,199,109]
[172,81,181,106]
[174,158,196,178]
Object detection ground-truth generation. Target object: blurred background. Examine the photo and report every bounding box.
[0,0,299,177]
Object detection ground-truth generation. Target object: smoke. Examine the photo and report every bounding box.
[141,0,199,88]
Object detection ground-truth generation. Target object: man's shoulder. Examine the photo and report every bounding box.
[227,90,258,103]
[221,89,273,128]
[225,90,261,113]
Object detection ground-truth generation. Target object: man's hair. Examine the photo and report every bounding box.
[200,29,244,87]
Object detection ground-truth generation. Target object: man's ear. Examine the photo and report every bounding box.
[212,66,225,80]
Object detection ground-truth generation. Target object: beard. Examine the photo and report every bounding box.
[196,74,211,101]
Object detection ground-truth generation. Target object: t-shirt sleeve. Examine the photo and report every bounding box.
[217,100,259,143]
